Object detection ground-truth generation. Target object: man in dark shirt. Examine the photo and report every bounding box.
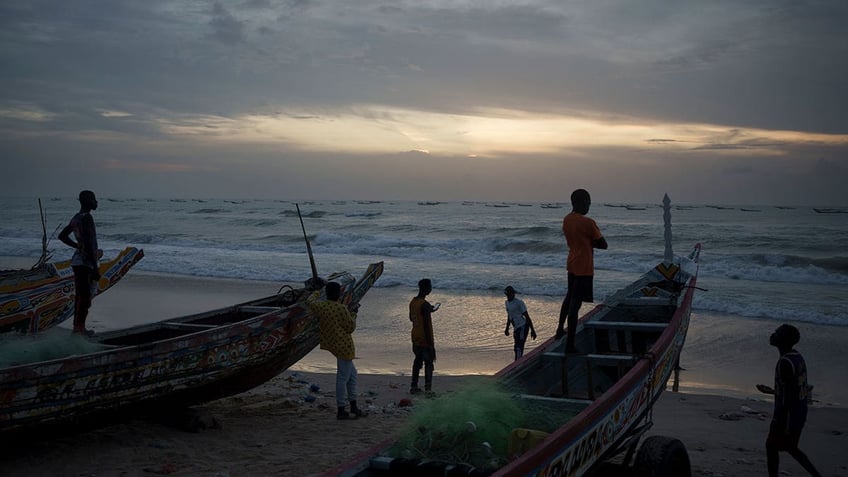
[757,324,821,477]
[58,190,101,334]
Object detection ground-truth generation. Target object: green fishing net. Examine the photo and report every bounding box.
[0,329,108,368]
[389,381,576,470]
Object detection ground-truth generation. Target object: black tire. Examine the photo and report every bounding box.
[633,435,691,477]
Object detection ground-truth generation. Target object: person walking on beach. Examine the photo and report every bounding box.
[757,324,821,477]
[503,286,536,361]
[308,281,367,420]
[409,278,439,395]
[58,190,101,335]
[555,188,607,353]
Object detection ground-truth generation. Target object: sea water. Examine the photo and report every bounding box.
[2,197,846,400]
[2,197,845,326]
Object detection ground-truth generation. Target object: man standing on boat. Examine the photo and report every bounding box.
[58,190,101,335]
[556,189,607,353]
[409,278,438,395]
[757,324,822,477]
[503,285,536,361]
[308,281,367,420]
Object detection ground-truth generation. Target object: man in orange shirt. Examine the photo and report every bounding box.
[555,189,607,353]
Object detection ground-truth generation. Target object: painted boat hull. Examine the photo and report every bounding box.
[0,247,144,334]
[327,246,700,477]
[493,247,700,477]
[0,261,383,434]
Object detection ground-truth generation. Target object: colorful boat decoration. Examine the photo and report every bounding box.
[0,247,144,334]
[0,261,383,434]
[327,195,701,477]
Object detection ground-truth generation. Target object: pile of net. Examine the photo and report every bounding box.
[0,329,107,368]
[388,380,576,471]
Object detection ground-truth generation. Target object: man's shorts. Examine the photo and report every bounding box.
[567,273,594,303]
[412,345,436,362]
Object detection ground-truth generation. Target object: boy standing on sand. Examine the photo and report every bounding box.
[409,278,439,395]
[503,286,536,361]
[555,189,607,353]
[308,281,367,420]
[757,324,821,477]
[58,190,101,335]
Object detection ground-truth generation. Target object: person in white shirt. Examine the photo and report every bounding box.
[503,286,537,361]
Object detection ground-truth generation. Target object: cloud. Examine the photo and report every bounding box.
[208,2,246,45]
[0,0,846,205]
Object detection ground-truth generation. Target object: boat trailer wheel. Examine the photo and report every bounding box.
[633,435,691,477]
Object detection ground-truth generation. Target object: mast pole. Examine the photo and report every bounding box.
[663,193,673,265]
[296,203,319,283]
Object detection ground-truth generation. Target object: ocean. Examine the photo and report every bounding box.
[2,196,847,402]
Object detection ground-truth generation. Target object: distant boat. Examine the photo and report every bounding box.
[740,208,761,212]
[540,203,563,209]
[517,203,534,207]
[417,201,441,205]
[461,201,475,206]
[775,206,795,210]
[625,206,647,211]
[813,208,848,214]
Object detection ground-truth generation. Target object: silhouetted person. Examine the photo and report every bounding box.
[58,190,101,335]
[555,189,607,352]
[308,281,366,420]
[409,278,438,395]
[503,286,536,360]
[757,324,821,477]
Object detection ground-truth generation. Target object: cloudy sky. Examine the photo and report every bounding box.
[1,0,846,205]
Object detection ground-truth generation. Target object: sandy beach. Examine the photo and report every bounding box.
[1,370,847,476]
[2,269,847,476]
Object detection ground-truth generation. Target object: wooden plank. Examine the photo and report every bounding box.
[163,322,218,329]
[543,352,638,364]
[583,321,667,332]
[238,306,282,314]
[518,394,593,412]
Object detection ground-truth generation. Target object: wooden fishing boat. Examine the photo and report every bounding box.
[327,195,701,477]
[0,261,383,434]
[0,247,144,334]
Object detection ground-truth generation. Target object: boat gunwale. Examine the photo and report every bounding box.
[492,272,698,476]
[325,248,700,477]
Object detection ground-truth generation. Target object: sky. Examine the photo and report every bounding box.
[1,0,846,205]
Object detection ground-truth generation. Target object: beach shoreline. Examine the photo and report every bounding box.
[58,266,848,406]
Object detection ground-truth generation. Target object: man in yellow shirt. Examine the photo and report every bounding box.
[308,281,365,420]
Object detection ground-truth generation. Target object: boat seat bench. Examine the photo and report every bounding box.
[583,321,667,332]
[542,352,639,365]
[542,352,643,400]
[162,322,218,329]
[238,306,281,314]
[518,394,593,413]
